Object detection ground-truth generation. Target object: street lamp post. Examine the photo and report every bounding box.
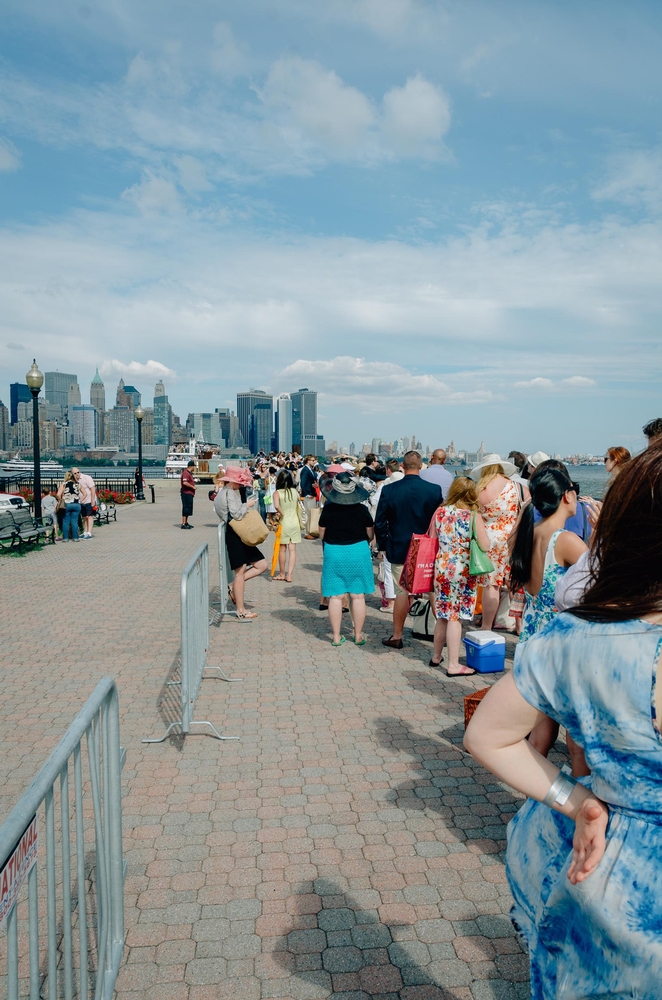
[26,359,44,520]
[134,405,145,500]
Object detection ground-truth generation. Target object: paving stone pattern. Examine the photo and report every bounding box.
[0,481,532,999]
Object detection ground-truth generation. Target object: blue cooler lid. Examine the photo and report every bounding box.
[464,630,506,647]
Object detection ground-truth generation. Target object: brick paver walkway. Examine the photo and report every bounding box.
[1,481,530,999]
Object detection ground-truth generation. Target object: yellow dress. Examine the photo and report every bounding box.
[278,488,302,544]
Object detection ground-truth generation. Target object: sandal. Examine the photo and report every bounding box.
[445,666,476,677]
[228,586,236,605]
[331,636,346,646]
[381,636,403,649]
[353,637,367,646]
[429,658,442,667]
[237,611,258,621]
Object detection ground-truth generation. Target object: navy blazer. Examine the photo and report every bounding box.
[374,474,442,564]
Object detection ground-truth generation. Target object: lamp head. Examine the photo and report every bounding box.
[26,359,44,394]
[135,405,144,422]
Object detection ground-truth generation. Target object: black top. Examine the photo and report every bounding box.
[318,502,374,545]
[300,465,317,497]
[374,474,442,563]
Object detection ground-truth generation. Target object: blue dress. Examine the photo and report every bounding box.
[508,614,662,999]
[520,529,567,642]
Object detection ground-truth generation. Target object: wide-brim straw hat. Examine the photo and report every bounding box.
[324,472,371,505]
[217,466,253,487]
[468,453,517,480]
[526,450,550,469]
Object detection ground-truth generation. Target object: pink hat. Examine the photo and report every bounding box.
[326,464,346,473]
[217,466,253,486]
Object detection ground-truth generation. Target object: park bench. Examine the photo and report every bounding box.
[0,510,19,549]
[10,508,54,547]
[94,502,117,526]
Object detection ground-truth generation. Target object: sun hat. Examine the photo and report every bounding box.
[468,453,517,481]
[526,451,550,469]
[326,463,346,473]
[323,471,371,505]
[217,466,253,487]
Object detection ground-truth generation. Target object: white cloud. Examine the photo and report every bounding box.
[382,75,451,157]
[259,57,376,154]
[592,147,662,213]
[277,356,499,408]
[210,21,251,79]
[100,359,177,380]
[515,376,596,391]
[121,174,182,214]
[0,138,21,172]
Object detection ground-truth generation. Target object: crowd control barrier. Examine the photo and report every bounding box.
[143,542,240,744]
[0,677,125,1000]
[214,522,238,617]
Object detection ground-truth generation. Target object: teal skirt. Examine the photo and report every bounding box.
[321,540,375,597]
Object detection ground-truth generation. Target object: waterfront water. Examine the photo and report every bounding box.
[568,464,609,499]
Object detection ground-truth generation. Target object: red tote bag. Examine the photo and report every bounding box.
[399,534,439,595]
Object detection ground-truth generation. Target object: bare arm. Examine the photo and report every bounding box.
[465,673,608,883]
[474,512,490,552]
[555,530,588,568]
[273,490,282,515]
[366,526,375,542]
[318,526,325,541]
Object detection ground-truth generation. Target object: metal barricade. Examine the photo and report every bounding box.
[214,522,238,617]
[0,677,125,1000]
[143,542,240,744]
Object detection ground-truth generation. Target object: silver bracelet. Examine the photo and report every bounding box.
[542,773,577,809]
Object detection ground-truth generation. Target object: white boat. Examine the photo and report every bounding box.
[1,454,64,474]
[165,437,198,478]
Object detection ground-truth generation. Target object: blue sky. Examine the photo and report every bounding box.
[1,0,661,454]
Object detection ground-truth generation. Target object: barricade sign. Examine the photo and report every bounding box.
[143,541,241,743]
[0,815,37,927]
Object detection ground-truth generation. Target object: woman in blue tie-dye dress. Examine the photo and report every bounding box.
[465,442,662,999]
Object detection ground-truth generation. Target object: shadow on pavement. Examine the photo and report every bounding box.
[271,879,510,999]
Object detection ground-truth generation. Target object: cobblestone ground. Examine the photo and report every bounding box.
[0,481,531,1000]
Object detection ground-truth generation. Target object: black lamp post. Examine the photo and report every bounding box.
[26,359,44,520]
[135,405,145,500]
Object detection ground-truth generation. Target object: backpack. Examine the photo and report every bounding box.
[409,597,435,641]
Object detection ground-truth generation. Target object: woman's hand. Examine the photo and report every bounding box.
[581,497,602,530]
[247,496,257,508]
[567,795,609,885]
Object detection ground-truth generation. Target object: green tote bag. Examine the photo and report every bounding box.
[469,512,494,576]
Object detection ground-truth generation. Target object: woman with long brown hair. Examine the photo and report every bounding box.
[465,439,662,997]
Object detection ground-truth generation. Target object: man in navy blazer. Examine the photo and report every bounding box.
[375,451,442,649]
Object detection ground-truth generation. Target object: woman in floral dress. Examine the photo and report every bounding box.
[470,454,520,630]
[429,477,490,676]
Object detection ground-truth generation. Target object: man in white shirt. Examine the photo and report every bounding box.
[419,449,453,499]
[73,468,97,539]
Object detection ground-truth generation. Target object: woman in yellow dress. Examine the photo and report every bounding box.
[273,470,302,582]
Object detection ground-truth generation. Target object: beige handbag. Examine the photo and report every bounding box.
[230,510,269,546]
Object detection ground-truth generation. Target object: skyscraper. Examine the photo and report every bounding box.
[108,406,134,451]
[67,382,81,408]
[290,388,317,454]
[237,390,273,455]
[187,412,224,446]
[276,394,292,452]
[215,409,242,449]
[9,382,31,424]
[70,405,97,449]
[90,368,105,411]
[45,371,77,412]
[0,400,9,450]
[153,381,172,447]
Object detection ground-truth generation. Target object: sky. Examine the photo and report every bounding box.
[1,0,661,455]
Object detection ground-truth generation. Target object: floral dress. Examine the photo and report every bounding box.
[508,614,662,999]
[479,479,519,589]
[520,529,567,642]
[431,505,477,621]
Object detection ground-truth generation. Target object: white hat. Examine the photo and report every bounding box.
[468,453,517,480]
[526,451,550,469]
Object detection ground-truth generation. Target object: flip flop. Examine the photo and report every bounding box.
[429,658,442,667]
[236,611,258,621]
[353,637,367,646]
[331,636,346,646]
[445,667,476,677]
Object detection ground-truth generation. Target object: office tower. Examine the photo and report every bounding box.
[45,371,77,412]
[9,383,32,424]
[349,442,355,456]
[141,407,154,445]
[0,400,8,450]
[70,405,97,449]
[290,388,317,454]
[371,438,382,456]
[276,394,292,452]
[67,382,81,408]
[153,381,172,447]
[116,381,140,409]
[187,412,224,446]
[108,406,134,451]
[90,368,105,411]
[237,390,273,454]
[215,409,242,449]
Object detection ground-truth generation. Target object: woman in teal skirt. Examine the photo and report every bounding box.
[319,472,375,646]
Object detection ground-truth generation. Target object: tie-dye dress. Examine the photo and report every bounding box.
[507,613,662,999]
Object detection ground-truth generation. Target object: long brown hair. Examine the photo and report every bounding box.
[445,476,479,511]
[572,438,662,622]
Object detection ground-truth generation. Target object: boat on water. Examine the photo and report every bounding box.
[0,455,64,474]
[165,437,224,483]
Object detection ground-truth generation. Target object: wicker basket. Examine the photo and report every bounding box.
[464,687,490,729]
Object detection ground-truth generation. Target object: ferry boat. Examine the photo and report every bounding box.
[165,437,198,478]
[0,454,64,473]
[165,437,224,483]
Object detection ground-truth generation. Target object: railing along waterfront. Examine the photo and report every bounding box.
[142,542,240,744]
[0,677,125,1000]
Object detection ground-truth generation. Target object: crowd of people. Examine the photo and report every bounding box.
[35,467,98,541]
[196,416,662,996]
